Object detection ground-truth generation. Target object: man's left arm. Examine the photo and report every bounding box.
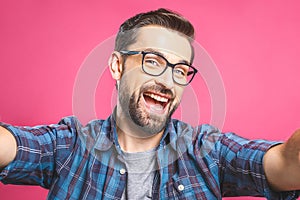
[263,129,300,191]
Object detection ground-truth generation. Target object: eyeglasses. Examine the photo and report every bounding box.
[119,50,198,86]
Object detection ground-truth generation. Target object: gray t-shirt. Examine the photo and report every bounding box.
[121,148,157,200]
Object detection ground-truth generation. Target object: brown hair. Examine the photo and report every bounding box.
[115,8,195,61]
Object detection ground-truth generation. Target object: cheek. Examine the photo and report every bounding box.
[174,87,185,101]
[120,69,147,94]
[123,67,153,87]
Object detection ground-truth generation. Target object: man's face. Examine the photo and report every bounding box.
[117,26,193,136]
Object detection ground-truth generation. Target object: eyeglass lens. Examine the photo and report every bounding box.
[142,53,194,85]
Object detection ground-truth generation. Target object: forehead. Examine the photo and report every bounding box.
[129,26,192,62]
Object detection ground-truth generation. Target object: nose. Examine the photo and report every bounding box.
[155,67,174,89]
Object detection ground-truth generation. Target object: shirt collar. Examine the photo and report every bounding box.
[94,114,117,151]
[94,111,181,152]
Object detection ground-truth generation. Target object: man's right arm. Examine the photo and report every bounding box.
[0,126,17,169]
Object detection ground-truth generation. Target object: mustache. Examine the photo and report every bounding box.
[140,84,174,99]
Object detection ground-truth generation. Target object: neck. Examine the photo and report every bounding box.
[116,126,163,153]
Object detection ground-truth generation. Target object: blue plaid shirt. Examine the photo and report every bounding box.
[0,115,299,199]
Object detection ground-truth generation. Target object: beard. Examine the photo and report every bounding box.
[118,82,179,137]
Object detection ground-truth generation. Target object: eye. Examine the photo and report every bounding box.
[174,68,185,76]
[174,65,189,77]
[145,59,160,66]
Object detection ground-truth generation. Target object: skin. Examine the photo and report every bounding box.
[0,126,17,169]
[263,130,300,191]
[0,25,299,193]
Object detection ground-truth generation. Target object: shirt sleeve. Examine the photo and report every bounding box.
[0,116,80,189]
[214,131,300,199]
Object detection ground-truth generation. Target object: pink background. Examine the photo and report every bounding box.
[1,0,300,199]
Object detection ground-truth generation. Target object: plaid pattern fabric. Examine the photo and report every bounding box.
[0,115,299,200]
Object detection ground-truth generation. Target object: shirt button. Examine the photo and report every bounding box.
[119,168,126,175]
[178,184,185,191]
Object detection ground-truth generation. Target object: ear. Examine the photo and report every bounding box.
[108,51,123,81]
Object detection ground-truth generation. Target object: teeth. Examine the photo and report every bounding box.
[144,93,168,103]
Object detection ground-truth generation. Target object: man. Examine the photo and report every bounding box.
[0,8,300,199]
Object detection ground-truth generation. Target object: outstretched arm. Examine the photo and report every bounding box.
[263,129,300,191]
[0,126,17,169]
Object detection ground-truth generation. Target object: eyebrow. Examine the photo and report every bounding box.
[143,48,191,65]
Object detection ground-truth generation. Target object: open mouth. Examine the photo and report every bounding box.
[142,92,170,114]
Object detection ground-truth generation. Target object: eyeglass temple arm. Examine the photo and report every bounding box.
[119,50,141,55]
